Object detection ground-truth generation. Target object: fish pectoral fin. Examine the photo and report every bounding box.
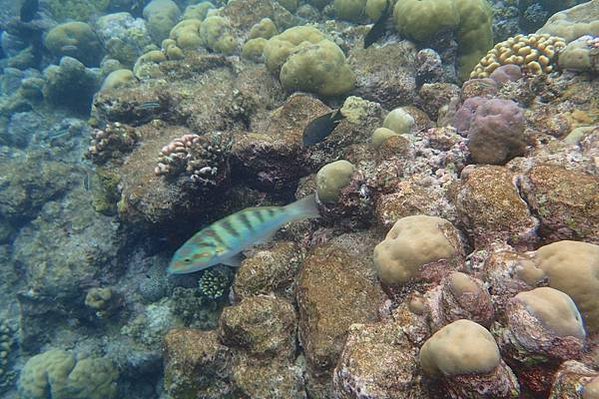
[255,231,277,245]
[220,253,243,267]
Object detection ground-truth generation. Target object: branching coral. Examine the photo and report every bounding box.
[198,268,231,300]
[155,132,230,187]
[470,33,566,78]
[0,320,15,390]
[86,122,140,164]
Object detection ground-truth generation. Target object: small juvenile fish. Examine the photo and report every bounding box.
[168,195,320,274]
[364,0,392,49]
[138,101,161,110]
[303,110,345,147]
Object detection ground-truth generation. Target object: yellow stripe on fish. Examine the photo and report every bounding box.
[168,195,319,274]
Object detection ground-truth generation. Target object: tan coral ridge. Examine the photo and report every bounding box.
[471,33,566,78]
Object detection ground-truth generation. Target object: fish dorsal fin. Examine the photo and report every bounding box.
[221,252,243,267]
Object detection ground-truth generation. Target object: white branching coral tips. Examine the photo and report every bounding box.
[86,122,139,164]
[155,133,202,176]
[155,132,230,187]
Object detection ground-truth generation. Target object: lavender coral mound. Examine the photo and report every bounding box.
[465,98,526,165]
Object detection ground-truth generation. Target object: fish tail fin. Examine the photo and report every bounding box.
[286,194,320,220]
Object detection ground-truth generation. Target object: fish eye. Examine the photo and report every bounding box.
[183,258,192,263]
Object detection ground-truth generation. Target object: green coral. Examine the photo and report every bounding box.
[365,0,389,20]
[334,0,367,21]
[143,0,182,44]
[45,0,110,22]
[392,0,493,80]
[44,22,103,67]
[264,26,356,97]
[182,1,215,20]
[18,350,118,399]
[133,50,168,79]
[249,18,278,40]
[316,160,356,203]
[100,69,135,91]
[198,268,231,299]
[200,16,238,54]
[0,320,15,390]
[170,19,203,50]
[242,38,268,61]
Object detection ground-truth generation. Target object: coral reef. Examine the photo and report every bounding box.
[0,1,598,398]
[95,12,155,67]
[43,57,101,113]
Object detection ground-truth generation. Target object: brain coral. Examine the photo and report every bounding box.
[392,0,493,80]
[470,33,566,78]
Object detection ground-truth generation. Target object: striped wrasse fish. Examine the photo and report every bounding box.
[168,194,320,274]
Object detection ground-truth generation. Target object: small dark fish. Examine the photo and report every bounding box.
[60,45,78,53]
[364,0,392,49]
[20,0,39,22]
[303,110,345,147]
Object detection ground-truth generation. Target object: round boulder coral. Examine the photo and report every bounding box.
[316,160,355,203]
[373,215,463,285]
[18,349,118,399]
[280,39,355,97]
[44,22,103,67]
[420,319,500,377]
[533,240,599,333]
[420,319,520,398]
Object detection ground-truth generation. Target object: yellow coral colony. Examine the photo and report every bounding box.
[471,33,566,78]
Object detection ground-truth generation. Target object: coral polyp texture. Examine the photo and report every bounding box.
[470,33,566,78]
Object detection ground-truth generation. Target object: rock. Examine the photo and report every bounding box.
[520,164,599,244]
[297,232,385,398]
[163,329,232,399]
[333,321,428,399]
[218,295,297,361]
[232,241,304,302]
[451,165,538,248]
[231,354,306,399]
[349,41,418,110]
